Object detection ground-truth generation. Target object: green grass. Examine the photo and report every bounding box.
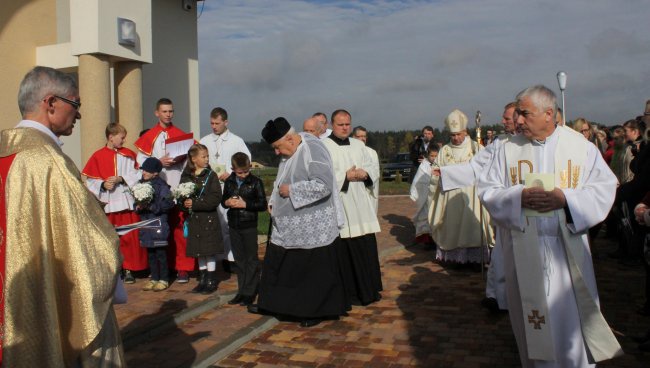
[257,211,271,236]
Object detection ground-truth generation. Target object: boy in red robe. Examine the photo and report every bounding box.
[83,123,148,282]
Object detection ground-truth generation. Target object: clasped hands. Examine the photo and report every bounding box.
[346,166,368,182]
[634,204,648,225]
[103,175,123,191]
[225,196,247,209]
[521,187,566,213]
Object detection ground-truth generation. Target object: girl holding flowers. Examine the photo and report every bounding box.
[180,144,224,294]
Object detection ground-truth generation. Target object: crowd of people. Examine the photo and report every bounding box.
[2,65,648,367]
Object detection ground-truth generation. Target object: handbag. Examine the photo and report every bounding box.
[183,171,212,238]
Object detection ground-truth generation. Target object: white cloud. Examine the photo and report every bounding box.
[197,0,650,142]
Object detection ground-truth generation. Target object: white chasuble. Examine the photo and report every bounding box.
[479,126,622,367]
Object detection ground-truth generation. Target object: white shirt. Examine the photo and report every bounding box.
[16,120,63,146]
[200,129,251,176]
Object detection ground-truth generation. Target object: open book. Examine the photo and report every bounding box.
[165,133,194,159]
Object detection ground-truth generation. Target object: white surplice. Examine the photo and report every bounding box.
[365,145,380,214]
[478,126,621,367]
[409,159,439,237]
[200,129,252,261]
[323,137,380,238]
[86,154,141,213]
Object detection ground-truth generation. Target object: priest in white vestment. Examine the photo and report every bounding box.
[478,85,623,367]
[324,109,383,306]
[429,109,494,264]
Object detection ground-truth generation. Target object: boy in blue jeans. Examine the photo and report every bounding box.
[221,152,268,305]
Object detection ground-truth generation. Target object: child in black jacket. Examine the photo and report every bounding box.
[221,152,267,306]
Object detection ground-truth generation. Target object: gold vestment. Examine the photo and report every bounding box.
[0,128,125,367]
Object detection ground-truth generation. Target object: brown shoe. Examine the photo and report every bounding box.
[142,280,157,291]
[153,280,169,291]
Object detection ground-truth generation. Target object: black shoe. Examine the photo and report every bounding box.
[239,295,255,306]
[481,297,500,313]
[228,294,243,305]
[191,270,208,293]
[123,270,135,284]
[299,318,322,328]
[222,260,232,273]
[247,304,260,314]
[201,271,218,294]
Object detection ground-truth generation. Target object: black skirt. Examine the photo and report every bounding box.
[258,240,348,319]
[339,234,383,305]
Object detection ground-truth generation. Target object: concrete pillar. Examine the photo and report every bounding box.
[78,54,111,164]
[115,61,144,152]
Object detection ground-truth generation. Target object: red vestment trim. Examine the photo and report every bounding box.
[82,146,137,180]
[0,154,17,364]
[133,123,188,156]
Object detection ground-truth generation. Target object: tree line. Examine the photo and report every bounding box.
[247,124,504,167]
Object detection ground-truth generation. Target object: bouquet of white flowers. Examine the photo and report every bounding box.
[131,182,154,206]
[172,182,197,204]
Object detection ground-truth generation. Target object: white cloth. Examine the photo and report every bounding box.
[270,133,344,248]
[429,137,494,262]
[324,136,381,238]
[479,126,621,367]
[319,128,332,140]
[136,131,185,188]
[365,145,380,214]
[410,160,439,237]
[86,154,141,213]
[200,129,251,262]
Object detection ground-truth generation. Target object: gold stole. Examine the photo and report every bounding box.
[504,126,622,362]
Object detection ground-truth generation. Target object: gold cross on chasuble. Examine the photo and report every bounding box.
[528,309,546,330]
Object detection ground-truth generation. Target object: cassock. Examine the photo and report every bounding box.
[479,126,623,367]
[410,159,439,239]
[324,135,383,305]
[83,146,148,272]
[134,123,194,271]
[440,135,510,309]
[259,133,347,318]
[429,136,494,264]
[200,129,251,263]
[0,123,124,367]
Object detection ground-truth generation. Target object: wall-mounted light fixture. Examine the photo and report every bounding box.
[117,17,136,46]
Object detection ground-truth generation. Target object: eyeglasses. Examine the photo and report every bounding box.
[54,95,81,110]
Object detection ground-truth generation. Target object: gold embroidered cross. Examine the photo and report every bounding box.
[528,310,545,330]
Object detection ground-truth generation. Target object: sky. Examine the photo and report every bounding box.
[196,0,650,141]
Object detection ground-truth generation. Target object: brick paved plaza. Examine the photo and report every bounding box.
[117,196,650,367]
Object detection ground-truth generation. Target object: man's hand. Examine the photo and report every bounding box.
[431,168,441,177]
[521,187,566,212]
[160,154,175,167]
[279,184,290,198]
[184,198,192,209]
[635,204,648,224]
[346,166,368,181]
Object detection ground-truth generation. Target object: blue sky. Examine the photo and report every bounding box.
[197,0,650,141]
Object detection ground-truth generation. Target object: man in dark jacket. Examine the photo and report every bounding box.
[221,152,268,305]
[409,126,435,181]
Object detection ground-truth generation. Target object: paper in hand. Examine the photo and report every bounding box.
[524,173,554,217]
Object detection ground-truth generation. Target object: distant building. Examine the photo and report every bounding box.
[0,0,203,167]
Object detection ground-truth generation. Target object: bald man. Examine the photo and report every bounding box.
[303,117,323,137]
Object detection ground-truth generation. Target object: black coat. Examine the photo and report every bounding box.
[180,168,224,257]
[136,177,174,247]
[221,172,267,229]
